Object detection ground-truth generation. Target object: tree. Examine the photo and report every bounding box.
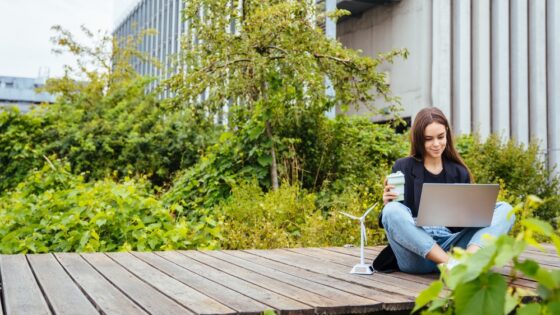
[165,0,407,190]
[36,26,216,186]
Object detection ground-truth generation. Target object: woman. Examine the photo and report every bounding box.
[376,107,515,274]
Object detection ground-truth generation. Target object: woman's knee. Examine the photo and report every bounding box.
[381,202,412,228]
[494,201,515,227]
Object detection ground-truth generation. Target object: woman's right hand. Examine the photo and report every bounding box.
[383,178,399,205]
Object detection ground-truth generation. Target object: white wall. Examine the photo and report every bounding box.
[336,0,432,120]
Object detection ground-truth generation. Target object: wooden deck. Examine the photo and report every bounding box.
[0,245,557,315]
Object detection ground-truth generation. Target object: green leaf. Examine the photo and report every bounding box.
[494,236,524,267]
[550,234,560,257]
[522,218,554,237]
[413,280,443,313]
[453,273,507,315]
[516,303,541,315]
[257,155,272,167]
[504,289,519,314]
[545,301,560,315]
[446,244,497,289]
[79,231,90,249]
[427,297,448,312]
[515,259,540,277]
[533,269,557,290]
[95,218,107,227]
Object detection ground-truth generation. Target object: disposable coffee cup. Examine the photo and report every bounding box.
[387,171,405,201]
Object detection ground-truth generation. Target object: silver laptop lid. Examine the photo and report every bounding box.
[415,184,499,227]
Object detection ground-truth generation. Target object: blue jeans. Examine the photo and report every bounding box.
[381,201,515,274]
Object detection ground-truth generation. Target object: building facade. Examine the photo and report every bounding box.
[0,76,56,113]
[338,0,559,171]
[114,0,560,171]
[114,0,185,91]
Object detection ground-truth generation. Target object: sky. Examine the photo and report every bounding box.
[0,0,140,78]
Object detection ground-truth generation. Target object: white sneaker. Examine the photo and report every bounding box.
[445,257,460,270]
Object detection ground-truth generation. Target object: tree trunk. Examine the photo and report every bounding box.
[265,120,279,190]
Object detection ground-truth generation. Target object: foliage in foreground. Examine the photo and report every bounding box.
[0,158,220,254]
[414,197,560,315]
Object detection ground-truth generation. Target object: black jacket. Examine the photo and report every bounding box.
[386,156,471,220]
[373,156,471,272]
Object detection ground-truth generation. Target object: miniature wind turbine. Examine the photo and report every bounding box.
[340,203,378,275]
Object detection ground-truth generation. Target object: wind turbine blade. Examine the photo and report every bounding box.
[360,202,378,219]
[339,211,359,220]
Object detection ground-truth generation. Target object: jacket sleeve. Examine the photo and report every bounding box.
[461,165,471,183]
[379,159,404,228]
[391,158,404,173]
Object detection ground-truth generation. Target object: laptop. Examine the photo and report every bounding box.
[415,184,499,227]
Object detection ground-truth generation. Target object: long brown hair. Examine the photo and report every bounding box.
[410,107,473,181]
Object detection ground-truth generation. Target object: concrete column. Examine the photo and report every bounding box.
[325,0,336,119]
[528,0,547,152]
[171,0,177,57]
[140,1,147,76]
[471,0,491,139]
[431,0,452,119]
[547,0,560,172]
[491,0,510,137]
[158,0,164,79]
[151,0,157,79]
[452,0,471,134]
[510,0,529,144]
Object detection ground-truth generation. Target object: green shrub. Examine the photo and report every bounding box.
[217,180,385,249]
[41,78,218,186]
[162,115,407,223]
[313,116,408,210]
[0,158,220,254]
[0,108,47,192]
[457,134,560,224]
[161,124,270,219]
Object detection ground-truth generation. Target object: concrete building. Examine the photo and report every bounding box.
[0,76,56,113]
[113,0,185,92]
[114,0,560,171]
[337,0,559,171]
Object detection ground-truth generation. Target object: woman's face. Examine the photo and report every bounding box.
[423,122,447,160]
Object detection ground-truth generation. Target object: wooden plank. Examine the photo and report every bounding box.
[0,255,51,315]
[287,248,434,292]
[157,251,314,315]
[313,248,438,284]
[362,245,559,270]
[245,249,417,311]
[518,252,560,268]
[525,246,558,257]
[81,253,193,315]
[183,251,348,313]
[224,250,410,307]
[197,250,383,314]
[27,254,98,315]
[209,251,402,312]
[375,247,540,289]
[539,243,558,254]
[55,253,147,315]
[132,251,268,314]
[108,252,236,315]
[326,247,538,289]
